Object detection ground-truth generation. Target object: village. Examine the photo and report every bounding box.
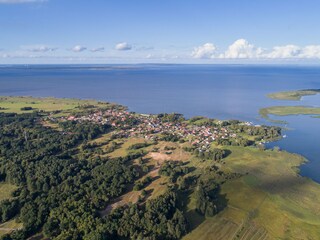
[51,108,247,152]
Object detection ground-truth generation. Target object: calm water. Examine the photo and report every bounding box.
[0,64,319,182]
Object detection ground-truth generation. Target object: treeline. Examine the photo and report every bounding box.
[215,125,281,147]
[157,113,185,123]
[194,148,228,161]
[188,116,217,127]
[228,124,281,140]
[184,147,228,161]
[59,120,111,140]
[216,137,253,147]
[195,182,225,217]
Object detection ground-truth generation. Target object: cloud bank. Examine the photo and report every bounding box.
[265,45,320,59]
[192,39,320,60]
[2,40,320,63]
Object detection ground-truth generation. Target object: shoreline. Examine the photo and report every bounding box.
[1,95,320,239]
[0,95,315,182]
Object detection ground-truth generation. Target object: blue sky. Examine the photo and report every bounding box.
[0,0,320,64]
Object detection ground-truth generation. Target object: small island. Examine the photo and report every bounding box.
[261,89,320,122]
[267,89,320,101]
[260,105,320,122]
[0,96,320,240]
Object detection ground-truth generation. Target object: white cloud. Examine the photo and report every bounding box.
[299,45,320,59]
[71,45,87,52]
[221,39,263,59]
[115,42,132,51]
[22,45,57,52]
[90,47,105,52]
[3,40,320,63]
[265,45,320,59]
[266,45,301,59]
[191,43,216,59]
[191,39,320,60]
[0,0,46,3]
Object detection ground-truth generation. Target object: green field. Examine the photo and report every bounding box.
[0,96,118,115]
[184,147,320,240]
[267,89,320,101]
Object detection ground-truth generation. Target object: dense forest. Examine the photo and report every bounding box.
[0,112,224,240]
[0,108,282,239]
[0,112,139,239]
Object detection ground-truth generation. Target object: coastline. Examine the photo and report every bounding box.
[0,95,313,178]
[1,96,320,239]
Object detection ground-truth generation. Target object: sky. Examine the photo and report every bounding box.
[0,0,320,64]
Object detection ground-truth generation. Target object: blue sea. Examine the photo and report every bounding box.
[0,64,320,182]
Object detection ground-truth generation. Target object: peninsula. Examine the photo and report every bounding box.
[0,96,320,240]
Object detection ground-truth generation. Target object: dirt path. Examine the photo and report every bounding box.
[0,228,18,231]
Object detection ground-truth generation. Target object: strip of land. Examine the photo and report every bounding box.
[0,96,121,115]
[267,89,320,101]
[260,105,320,122]
[261,89,320,122]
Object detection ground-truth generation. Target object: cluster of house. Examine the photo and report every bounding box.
[59,109,238,151]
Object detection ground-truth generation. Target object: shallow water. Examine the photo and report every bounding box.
[0,64,319,182]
